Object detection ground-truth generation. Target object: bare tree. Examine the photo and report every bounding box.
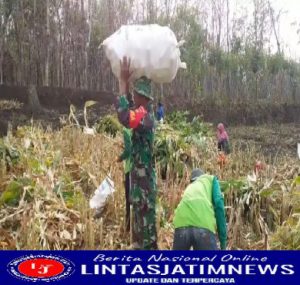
[45,0,50,86]
[0,0,298,104]
[267,0,282,54]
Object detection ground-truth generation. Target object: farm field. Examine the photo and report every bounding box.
[1,0,300,254]
[1,105,299,250]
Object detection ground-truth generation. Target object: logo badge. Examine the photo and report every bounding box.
[7,255,75,282]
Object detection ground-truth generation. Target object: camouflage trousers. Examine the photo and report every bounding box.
[130,165,157,250]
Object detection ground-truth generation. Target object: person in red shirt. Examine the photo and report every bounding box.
[217,123,230,154]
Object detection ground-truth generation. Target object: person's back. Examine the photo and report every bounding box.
[173,169,227,250]
[174,174,216,232]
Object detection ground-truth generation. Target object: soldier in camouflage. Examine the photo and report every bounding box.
[115,57,157,250]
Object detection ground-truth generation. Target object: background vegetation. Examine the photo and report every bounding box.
[0,0,300,104]
[0,111,299,250]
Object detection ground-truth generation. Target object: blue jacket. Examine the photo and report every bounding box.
[156,106,164,121]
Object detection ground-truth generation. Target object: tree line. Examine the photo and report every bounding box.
[0,0,299,104]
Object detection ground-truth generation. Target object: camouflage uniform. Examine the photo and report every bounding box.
[115,77,157,249]
[119,127,133,232]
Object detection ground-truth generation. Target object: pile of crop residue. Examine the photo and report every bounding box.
[0,115,299,250]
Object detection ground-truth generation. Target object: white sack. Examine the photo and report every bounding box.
[101,24,186,83]
[89,176,115,210]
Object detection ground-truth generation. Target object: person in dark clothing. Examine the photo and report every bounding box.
[115,57,157,249]
[217,123,230,154]
[156,102,164,123]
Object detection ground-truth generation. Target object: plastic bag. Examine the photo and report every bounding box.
[89,176,115,210]
[101,24,186,83]
[83,127,95,136]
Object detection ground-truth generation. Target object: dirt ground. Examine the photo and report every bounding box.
[0,84,299,157]
[1,84,300,127]
[0,100,109,136]
[1,102,298,162]
[229,124,299,159]
[0,85,114,135]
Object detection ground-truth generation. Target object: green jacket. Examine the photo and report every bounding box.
[119,128,133,174]
[173,174,227,249]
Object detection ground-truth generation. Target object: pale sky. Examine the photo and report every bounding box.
[193,0,300,60]
[93,0,300,60]
[271,0,300,60]
[237,0,300,60]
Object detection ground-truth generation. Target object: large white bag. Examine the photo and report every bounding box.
[101,24,186,83]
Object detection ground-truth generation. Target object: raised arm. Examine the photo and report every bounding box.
[115,57,154,131]
[115,56,133,128]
